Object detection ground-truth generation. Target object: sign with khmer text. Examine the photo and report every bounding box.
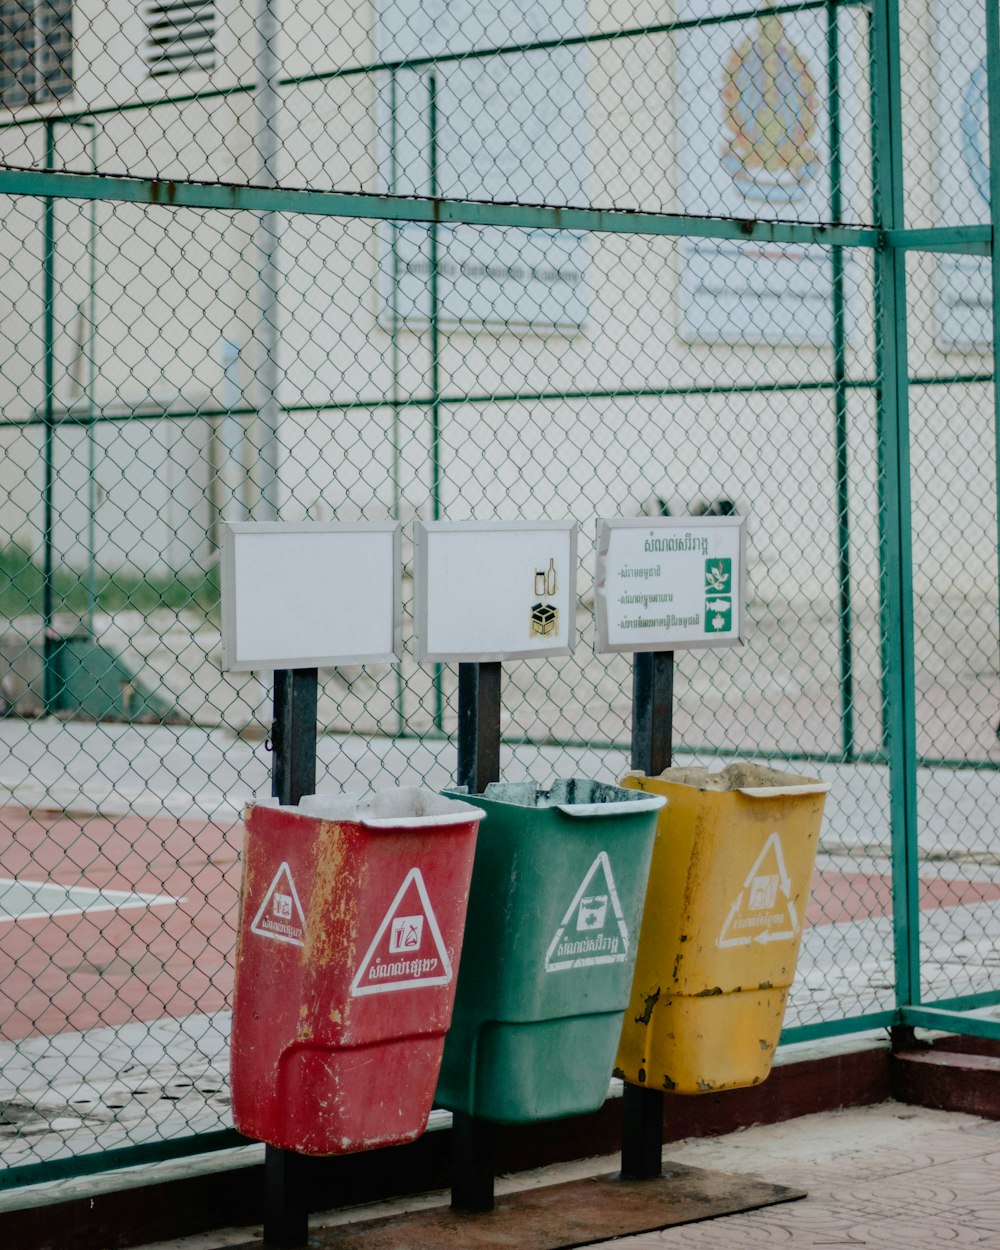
[594,516,746,653]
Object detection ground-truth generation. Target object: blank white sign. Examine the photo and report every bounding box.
[414,520,577,662]
[220,523,400,671]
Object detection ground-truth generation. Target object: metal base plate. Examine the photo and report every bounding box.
[241,1164,804,1250]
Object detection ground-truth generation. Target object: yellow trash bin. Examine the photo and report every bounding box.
[616,763,829,1095]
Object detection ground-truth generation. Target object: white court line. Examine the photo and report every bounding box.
[0,878,183,924]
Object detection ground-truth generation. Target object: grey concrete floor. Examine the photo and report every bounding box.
[120,1101,1000,1250]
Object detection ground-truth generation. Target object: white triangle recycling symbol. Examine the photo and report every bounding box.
[250,861,307,947]
[350,867,453,997]
[544,851,629,973]
[716,832,799,949]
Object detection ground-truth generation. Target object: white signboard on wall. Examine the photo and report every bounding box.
[376,0,589,330]
[677,0,859,345]
[933,0,990,350]
[413,520,577,661]
[220,523,401,671]
[595,516,746,653]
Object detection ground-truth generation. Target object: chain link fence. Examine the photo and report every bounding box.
[0,0,997,1187]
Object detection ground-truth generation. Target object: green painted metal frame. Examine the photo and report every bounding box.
[917,0,1000,1040]
[2,0,1000,1191]
[827,1,855,762]
[0,165,889,241]
[41,121,56,713]
[0,1130,249,1192]
[989,0,1000,786]
[6,370,995,430]
[871,0,921,1020]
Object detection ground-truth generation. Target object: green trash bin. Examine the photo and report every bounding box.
[435,779,663,1124]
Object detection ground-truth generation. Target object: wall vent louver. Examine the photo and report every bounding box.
[141,0,216,77]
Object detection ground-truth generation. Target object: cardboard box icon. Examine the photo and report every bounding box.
[530,602,558,636]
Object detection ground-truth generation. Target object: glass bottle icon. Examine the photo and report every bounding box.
[545,558,557,597]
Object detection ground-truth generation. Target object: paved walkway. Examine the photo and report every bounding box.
[125,1102,1000,1249]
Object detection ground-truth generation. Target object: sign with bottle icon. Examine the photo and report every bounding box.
[219,522,402,671]
[594,516,746,653]
[413,520,577,662]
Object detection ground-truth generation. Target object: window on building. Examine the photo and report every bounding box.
[142,0,216,77]
[0,0,73,109]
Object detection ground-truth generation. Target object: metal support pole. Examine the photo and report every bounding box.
[84,122,99,633]
[456,661,502,795]
[42,120,57,713]
[984,0,1000,702]
[451,659,501,1212]
[827,0,855,761]
[428,70,441,525]
[428,71,445,734]
[388,67,406,737]
[867,10,891,760]
[871,0,920,1012]
[264,666,318,1248]
[270,667,318,807]
[629,650,674,779]
[254,0,282,520]
[263,1144,308,1250]
[620,650,673,1181]
[450,1109,498,1214]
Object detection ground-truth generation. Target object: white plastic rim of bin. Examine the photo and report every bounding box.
[479,778,666,818]
[291,787,487,828]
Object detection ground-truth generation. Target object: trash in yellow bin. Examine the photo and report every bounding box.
[616,763,829,1096]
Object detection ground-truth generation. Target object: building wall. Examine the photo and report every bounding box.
[0,0,992,619]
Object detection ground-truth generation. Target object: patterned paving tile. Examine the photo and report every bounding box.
[575,1105,1000,1250]
[128,1103,1000,1250]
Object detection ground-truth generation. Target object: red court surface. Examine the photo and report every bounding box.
[0,805,242,1041]
[1,802,999,1042]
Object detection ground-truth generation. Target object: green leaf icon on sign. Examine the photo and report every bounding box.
[704,597,732,633]
[705,559,731,595]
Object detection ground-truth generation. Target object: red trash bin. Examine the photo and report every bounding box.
[230,788,484,1155]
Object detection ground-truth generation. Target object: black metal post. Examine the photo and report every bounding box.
[451,660,502,1212]
[450,1108,498,1214]
[629,651,674,779]
[270,667,318,807]
[456,661,502,795]
[264,666,318,1248]
[620,650,673,1182]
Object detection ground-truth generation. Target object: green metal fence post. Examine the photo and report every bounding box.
[871,0,921,1015]
[827,0,855,761]
[429,69,444,733]
[388,67,406,737]
[986,0,1000,673]
[42,120,57,712]
[82,122,99,634]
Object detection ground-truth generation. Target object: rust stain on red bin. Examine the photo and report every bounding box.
[303,821,361,972]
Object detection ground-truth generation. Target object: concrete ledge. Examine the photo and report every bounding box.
[893,1034,1000,1118]
[0,1037,893,1250]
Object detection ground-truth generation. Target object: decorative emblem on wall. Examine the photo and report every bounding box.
[960,58,990,207]
[720,7,820,204]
